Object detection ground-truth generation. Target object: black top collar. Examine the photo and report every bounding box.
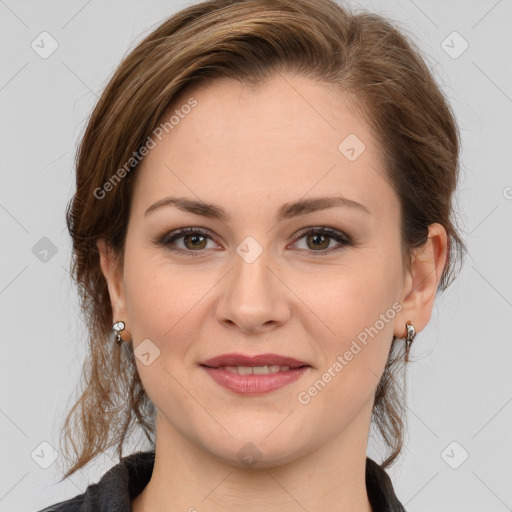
[38,451,406,511]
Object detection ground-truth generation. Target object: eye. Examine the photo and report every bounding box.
[158,227,218,256]
[156,226,352,257]
[290,227,352,254]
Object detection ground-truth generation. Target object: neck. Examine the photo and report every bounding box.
[132,409,374,512]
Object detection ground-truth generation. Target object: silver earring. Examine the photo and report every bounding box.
[111,321,126,345]
[405,321,416,362]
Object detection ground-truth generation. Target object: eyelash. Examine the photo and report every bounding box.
[156,226,352,258]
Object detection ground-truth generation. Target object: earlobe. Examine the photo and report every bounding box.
[394,223,448,339]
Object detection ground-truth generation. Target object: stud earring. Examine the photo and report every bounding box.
[405,321,416,362]
[111,320,126,345]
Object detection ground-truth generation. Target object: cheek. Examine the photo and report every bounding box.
[122,261,204,404]
[122,248,200,351]
[299,279,397,424]
[296,259,399,340]
[297,257,402,403]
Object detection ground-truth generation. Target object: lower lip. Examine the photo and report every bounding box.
[201,366,310,395]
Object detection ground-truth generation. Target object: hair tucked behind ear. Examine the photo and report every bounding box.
[58,0,466,480]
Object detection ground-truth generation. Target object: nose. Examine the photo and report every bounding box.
[215,247,291,333]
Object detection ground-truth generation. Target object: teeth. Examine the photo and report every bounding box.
[253,366,270,375]
[221,365,291,374]
[238,366,253,375]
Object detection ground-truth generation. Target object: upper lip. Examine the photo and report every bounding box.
[200,353,310,368]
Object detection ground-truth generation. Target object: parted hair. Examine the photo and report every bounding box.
[59,0,466,480]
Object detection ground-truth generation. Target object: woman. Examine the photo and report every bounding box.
[37,0,465,510]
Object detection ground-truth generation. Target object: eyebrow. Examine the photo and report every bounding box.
[144,195,370,222]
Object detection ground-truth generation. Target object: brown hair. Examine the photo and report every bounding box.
[59,0,466,480]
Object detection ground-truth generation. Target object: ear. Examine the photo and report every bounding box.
[394,223,448,339]
[97,238,131,342]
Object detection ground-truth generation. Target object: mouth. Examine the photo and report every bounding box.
[199,353,312,395]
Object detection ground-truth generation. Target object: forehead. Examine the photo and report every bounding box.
[130,74,397,222]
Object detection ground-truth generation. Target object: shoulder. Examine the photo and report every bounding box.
[34,451,155,512]
[366,457,407,512]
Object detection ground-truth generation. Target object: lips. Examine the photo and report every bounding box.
[199,353,311,394]
[200,353,310,369]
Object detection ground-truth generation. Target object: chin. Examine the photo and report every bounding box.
[196,424,313,470]
[208,440,307,470]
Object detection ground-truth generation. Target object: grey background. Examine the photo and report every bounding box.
[0,0,511,511]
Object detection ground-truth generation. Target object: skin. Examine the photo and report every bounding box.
[97,73,447,512]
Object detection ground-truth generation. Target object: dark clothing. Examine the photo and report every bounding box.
[36,451,406,511]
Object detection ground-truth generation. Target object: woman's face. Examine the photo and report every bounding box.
[102,74,423,467]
